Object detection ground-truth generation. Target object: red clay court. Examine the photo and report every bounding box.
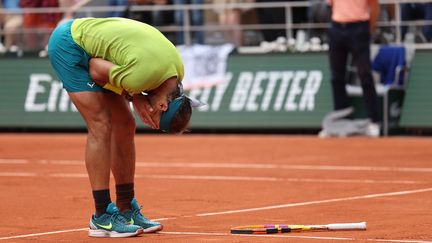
[0,134,431,242]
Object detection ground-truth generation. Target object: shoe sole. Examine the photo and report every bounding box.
[144,224,163,233]
[88,228,143,238]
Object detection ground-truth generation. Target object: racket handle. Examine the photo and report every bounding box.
[327,222,367,230]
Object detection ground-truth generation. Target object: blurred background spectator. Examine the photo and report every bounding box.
[255,0,285,42]
[400,3,432,43]
[0,0,23,53]
[20,0,62,51]
[108,0,127,17]
[307,0,330,43]
[59,0,91,20]
[373,3,395,44]
[3,0,431,52]
[173,0,204,45]
[214,0,254,46]
[256,0,307,42]
[126,0,169,27]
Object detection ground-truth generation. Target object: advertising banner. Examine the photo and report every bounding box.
[0,52,335,129]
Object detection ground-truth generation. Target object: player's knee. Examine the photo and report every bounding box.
[111,112,136,137]
[87,117,113,139]
[122,114,136,134]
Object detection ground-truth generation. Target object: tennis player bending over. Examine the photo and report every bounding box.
[48,17,195,238]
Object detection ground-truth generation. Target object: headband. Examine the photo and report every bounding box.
[159,93,205,132]
[159,95,186,132]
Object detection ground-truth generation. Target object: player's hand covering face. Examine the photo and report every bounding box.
[132,95,161,129]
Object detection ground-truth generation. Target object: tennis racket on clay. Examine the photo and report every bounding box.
[230,222,366,234]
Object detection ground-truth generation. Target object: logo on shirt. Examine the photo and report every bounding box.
[87,82,95,88]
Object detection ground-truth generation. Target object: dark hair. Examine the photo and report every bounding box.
[169,97,192,134]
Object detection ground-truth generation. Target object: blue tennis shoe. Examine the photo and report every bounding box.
[88,203,143,237]
[121,198,163,233]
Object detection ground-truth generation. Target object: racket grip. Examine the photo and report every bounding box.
[327,222,367,230]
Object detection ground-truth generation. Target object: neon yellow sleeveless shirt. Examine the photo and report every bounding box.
[71,17,184,94]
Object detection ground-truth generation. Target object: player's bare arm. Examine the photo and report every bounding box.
[89,57,159,129]
[368,0,380,33]
[88,58,114,86]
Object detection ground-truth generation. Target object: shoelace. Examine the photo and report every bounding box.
[132,205,150,220]
[111,211,129,224]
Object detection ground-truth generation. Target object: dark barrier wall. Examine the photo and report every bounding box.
[1,57,85,128]
[0,51,430,130]
[400,50,432,128]
[0,52,333,130]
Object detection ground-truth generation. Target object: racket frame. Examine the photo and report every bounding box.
[230,222,367,234]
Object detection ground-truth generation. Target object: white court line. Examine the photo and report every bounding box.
[136,162,432,173]
[1,230,431,242]
[0,217,171,240]
[0,172,424,185]
[161,231,432,243]
[143,174,425,185]
[50,173,88,178]
[0,172,36,177]
[1,187,432,241]
[38,159,83,165]
[0,159,28,164]
[196,187,432,216]
[0,228,88,240]
[2,159,432,173]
